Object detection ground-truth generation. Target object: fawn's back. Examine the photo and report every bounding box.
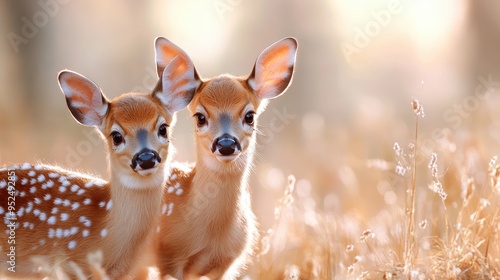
[1,164,111,275]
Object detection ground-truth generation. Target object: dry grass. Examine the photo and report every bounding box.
[246,98,500,280]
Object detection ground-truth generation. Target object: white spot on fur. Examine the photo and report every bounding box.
[51,207,59,214]
[77,189,85,195]
[70,227,79,235]
[44,194,52,201]
[62,199,71,207]
[167,203,174,216]
[60,213,69,221]
[176,189,183,196]
[79,216,91,227]
[37,174,45,182]
[26,202,33,213]
[83,198,91,205]
[100,228,108,237]
[30,186,36,194]
[21,178,28,185]
[68,240,77,250]
[47,216,56,225]
[99,201,105,207]
[17,207,24,217]
[54,198,62,205]
[20,191,26,197]
[48,228,55,238]
[34,197,42,205]
[42,180,54,189]
[94,181,105,187]
[59,186,66,193]
[0,181,6,189]
[28,170,36,177]
[48,172,60,179]
[70,185,79,192]
[0,207,4,215]
[167,187,175,193]
[39,212,47,221]
[82,229,90,237]
[34,165,43,170]
[33,209,41,216]
[21,163,31,170]
[30,178,37,185]
[61,180,71,187]
[56,228,63,238]
[72,202,80,210]
[106,200,113,211]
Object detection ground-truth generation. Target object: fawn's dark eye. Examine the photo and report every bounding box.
[158,124,168,137]
[194,113,206,127]
[244,111,255,125]
[111,131,123,145]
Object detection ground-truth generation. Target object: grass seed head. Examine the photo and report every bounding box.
[360,229,375,242]
[346,244,354,252]
[419,219,428,229]
[411,97,425,118]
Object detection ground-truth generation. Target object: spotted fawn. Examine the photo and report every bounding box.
[0,39,199,278]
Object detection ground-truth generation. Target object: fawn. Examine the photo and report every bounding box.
[153,37,298,279]
[0,38,199,278]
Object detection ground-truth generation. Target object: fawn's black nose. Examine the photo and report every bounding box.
[211,134,241,156]
[131,148,161,170]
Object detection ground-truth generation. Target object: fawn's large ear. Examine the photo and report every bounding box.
[247,37,297,100]
[154,37,201,113]
[155,37,197,78]
[58,70,109,127]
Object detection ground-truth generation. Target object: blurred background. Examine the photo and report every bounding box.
[1,0,500,232]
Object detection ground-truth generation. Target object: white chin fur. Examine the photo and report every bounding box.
[135,166,158,176]
[118,168,164,189]
[215,154,240,162]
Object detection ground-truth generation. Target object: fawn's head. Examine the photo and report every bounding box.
[58,39,199,187]
[167,37,297,167]
[157,38,297,168]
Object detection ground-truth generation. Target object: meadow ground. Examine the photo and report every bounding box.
[245,98,500,280]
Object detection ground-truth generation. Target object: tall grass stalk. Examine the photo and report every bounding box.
[403,98,424,277]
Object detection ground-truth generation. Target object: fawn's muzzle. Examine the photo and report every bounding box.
[131,148,161,170]
[211,134,242,156]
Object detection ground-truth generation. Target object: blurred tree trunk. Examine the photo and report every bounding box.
[4,2,40,119]
[467,1,500,78]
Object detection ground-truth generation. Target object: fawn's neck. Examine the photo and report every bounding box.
[103,166,165,276]
[190,138,255,223]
